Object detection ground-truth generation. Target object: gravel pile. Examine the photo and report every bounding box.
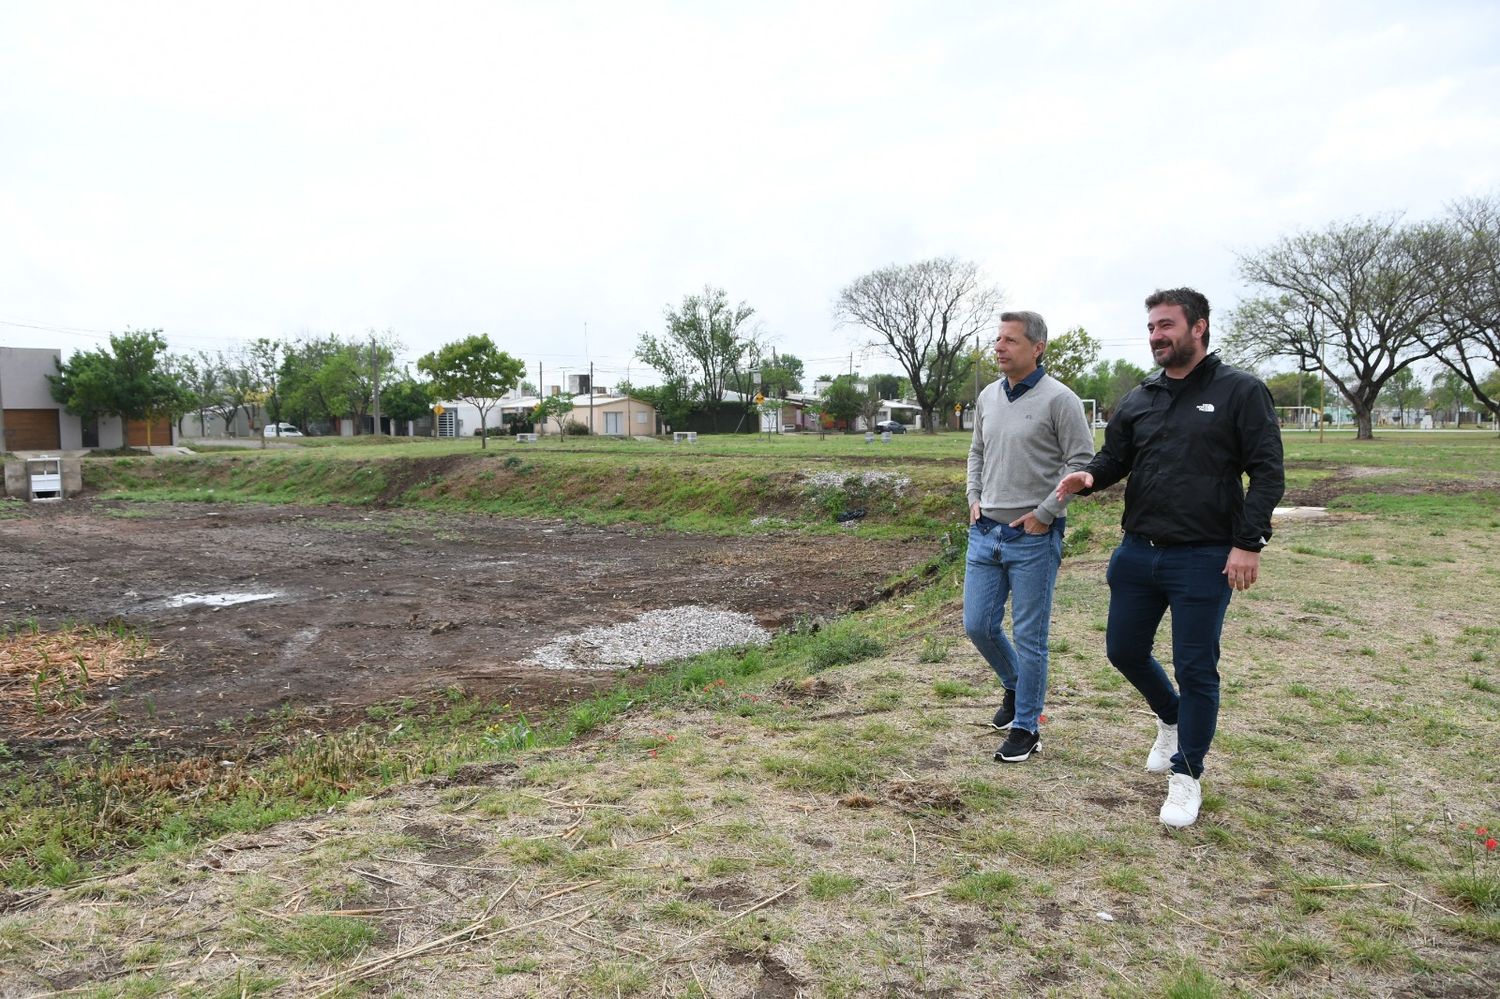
[801,469,912,493]
[525,605,772,671]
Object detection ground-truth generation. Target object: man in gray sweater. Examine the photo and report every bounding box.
[965,311,1096,762]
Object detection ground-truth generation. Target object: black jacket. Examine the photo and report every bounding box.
[1083,354,1284,550]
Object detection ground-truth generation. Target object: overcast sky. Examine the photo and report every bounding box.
[2,0,1497,388]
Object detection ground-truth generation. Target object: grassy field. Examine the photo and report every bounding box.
[1,430,1498,996]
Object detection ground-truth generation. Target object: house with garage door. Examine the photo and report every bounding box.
[1,346,175,451]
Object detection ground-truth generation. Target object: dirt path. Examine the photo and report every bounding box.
[0,501,931,757]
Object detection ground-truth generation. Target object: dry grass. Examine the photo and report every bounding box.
[1,499,1498,996]
[0,624,157,734]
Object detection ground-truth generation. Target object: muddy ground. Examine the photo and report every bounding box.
[0,500,933,758]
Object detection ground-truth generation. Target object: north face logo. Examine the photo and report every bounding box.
[1196,403,1215,413]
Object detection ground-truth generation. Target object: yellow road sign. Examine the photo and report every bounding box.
[433,404,445,415]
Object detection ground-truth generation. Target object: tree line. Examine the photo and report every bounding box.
[43,195,1500,443]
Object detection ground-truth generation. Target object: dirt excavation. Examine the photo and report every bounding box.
[0,500,933,757]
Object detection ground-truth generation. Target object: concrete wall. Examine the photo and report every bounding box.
[2,457,83,499]
[179,409,253,438]
[0,346,85,450]
[0,347,62,407]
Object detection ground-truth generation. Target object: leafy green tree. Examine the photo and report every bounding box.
[416,334,525,449]
[1262,371,1325,411]
[380,375,435,433]
[820,375,864,431]
[637,286,756,413]
[836,257,1002,433]
[867,373,905,400]
[248,338,287,446]
[1075,359,1148,418]
[1430,369,1474,426]
[166,353,214,436]
[758,352,805,397]
[952,345,1001,428]
[533,393,575,435]
[802,401,826,438]
[278,332,405,436]
[294,333,401,436]
[1044,326,1100,391]
[49,329,191,445]
[619,378,692,432]
[279,336,343,432]
[1378,366,1426,425]
[213,350,261,435]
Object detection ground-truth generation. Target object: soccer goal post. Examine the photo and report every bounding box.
[1276,406,1320,429]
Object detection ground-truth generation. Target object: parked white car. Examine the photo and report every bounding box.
[262,423,304,438]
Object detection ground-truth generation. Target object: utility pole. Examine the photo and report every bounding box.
[370,334,382,437]
[589,361,595,435]
[973,329,982,430]
[1307,309,1325,444]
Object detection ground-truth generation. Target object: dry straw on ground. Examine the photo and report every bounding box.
[2,504,1498,997]
[0,626,156,735]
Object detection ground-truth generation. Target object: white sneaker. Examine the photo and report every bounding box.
[1160,773,1201,828]
[1146,719,1178,773]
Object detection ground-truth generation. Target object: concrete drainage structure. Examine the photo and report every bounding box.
[2,455,82,501]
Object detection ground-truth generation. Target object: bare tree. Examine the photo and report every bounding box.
[835,257,1002,433]
[1227,216,1441,439]
[1422,196,1500,430]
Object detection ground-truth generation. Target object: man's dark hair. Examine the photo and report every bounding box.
[999,310,1048,347]
[1145,288,1211,348]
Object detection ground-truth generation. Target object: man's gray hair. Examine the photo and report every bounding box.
[1000,310,1048,346]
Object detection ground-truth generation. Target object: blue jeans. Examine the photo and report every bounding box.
[962,516,1065,734]
[1105,533,1234,779]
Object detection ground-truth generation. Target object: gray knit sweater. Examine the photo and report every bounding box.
[965,373,1096,525]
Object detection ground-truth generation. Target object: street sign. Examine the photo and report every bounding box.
[433,404,445,416]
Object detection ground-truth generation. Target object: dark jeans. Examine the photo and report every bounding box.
[1105,533,1233,778]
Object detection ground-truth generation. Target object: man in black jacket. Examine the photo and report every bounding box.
[1056,288,1283,828]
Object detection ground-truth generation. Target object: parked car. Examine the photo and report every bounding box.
[873,420,907,434]
[262,423,304,438]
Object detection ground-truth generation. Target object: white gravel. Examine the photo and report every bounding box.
[524,605,772,671]
[801,469,912,493]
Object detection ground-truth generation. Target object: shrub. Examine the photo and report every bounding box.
[563,420,591,436]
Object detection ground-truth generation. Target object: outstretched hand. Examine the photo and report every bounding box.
[1055,471,1094,502]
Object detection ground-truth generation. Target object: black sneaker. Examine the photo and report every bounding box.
[990,688,1017,731]
[994,727,1041,763]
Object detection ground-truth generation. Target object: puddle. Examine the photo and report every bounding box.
[162,592,280,609]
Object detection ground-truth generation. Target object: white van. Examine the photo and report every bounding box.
[262,423,304,438]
